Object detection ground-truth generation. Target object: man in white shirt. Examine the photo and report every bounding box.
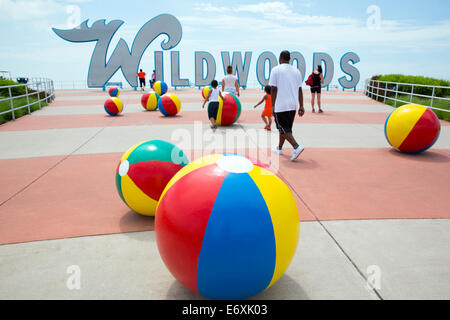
[222,65,240,96]
[269,50,305,161]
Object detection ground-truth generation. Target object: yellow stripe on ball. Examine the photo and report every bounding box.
[248,166,300,290]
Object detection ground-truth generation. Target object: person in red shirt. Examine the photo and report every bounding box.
[137,69,146,91]
[253,85,273,131]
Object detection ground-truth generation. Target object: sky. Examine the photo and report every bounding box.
[1,0,450,89]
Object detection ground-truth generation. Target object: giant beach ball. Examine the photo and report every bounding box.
[104,97,123,116]
[217,92,241,126]
[158,93,181,116]
[155,153,300,299]
[141,91,160,111]
[116,140,189,216]
[385,104,440,153]
[153,81,168,96]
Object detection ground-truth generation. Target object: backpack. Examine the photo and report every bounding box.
[305,73,314,86]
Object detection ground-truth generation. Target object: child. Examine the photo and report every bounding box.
[253,85,273,130]
[202,80,226,130]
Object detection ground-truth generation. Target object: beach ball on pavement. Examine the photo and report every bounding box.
[141,91,160,111]
[153,81,168,96]
[385,104,441,153]
[217,92,241,126]
[158,93,181,117]
[116,140,189,216]
[104,97,123,116]
[202,86,211,99]
[108,87,120,97]
[155,153,300,299]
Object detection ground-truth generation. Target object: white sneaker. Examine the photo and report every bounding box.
[291,146,304,161]
[272,146,283,155]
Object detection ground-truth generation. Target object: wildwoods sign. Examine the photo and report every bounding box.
[53,14,360,89]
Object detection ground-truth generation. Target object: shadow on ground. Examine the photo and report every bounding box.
[165,274,309,300]
[387,149,449,163]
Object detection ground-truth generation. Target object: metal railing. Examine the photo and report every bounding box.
[364,79,450,113]
[0,78,55,120]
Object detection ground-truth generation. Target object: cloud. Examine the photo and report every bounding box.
[180,2,450,51]
[0,0,68,21]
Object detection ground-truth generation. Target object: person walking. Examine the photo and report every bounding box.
[202,80,226,130]
[150,70,156,88]
[137,69,146,91]
[269,50,305,161]
[310,65,324,113]
[222,65,240,96]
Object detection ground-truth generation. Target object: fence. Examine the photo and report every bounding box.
[0,78,55,120]
[364,79,450,113]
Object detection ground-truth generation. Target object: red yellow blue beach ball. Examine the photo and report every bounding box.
[158,93,181,116]
[217,92,241,126]
[155,153,300,299]
[385,104,440,153]
[116,140,189,216]
[104,97,123,116]
[141,91,160,111]
[201,86,211,99]
[108,87,120,97]
[153,81,168,96]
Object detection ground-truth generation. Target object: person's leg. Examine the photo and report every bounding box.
[318,93,323,112]
[261,115,269,128]
[283,132,298,148]
[268,116,272,130]
[311,92,316,112]
[278,134,286,149]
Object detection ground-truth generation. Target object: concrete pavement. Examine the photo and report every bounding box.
[0,88,449,300]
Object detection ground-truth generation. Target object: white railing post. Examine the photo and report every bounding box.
[384,82,388,103]
[25,85,31,114]
[410,85,414,103]
[394,84,398,108]
[430,87,435,109]
[44,80,48,104]
[8,87,15,120]
[37,83,42,109]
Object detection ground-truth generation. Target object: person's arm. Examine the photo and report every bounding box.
[253,95,266,108]
[219,91,226,101]
[298,87,304,117]
[235,79,240,96]
[271,86,277,113]
[202,91,212,108]
[321,73,324,85]
[222,80,225,92]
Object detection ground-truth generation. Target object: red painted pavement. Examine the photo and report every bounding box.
[0,148,449,245]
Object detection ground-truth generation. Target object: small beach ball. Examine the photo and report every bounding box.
[116,140,189,216]
[104,97,123,116]
[158,93,181,117]
[385,104,440,153]
[108,87,120,97]
[155,153,300,299]
[217,92,241,126]
[153,81,168,96]
[141,91,160,111]
[202,86,211,99]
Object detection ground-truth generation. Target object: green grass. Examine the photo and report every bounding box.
[382,94,450,122]
[0,95,47,125]
[369,74,450,122]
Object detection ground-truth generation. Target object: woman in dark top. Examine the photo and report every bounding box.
[311,65,324,113]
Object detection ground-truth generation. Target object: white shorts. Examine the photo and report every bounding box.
[224,88,237,95]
